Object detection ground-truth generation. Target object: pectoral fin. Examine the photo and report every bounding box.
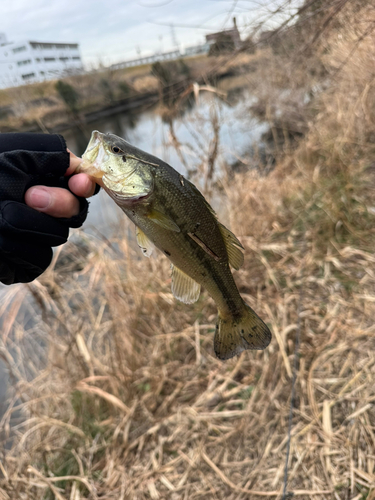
[148,209,180,232]
[136,226,155,257]
[171,265,200,304]
[218,222,244,270]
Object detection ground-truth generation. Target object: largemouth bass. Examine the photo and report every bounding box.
[78,131,271,359]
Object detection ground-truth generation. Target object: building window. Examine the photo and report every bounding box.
[44,57,56,62]
[54,44,69,49]
[40,71,45,75]
[72,56,81,60]
[36,58,41,62]
[17,59,32,66]
[59,57,69,61]
[13,46,27,53]
[22,73,35,80]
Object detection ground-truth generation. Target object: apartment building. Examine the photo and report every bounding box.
[0,33,83,88]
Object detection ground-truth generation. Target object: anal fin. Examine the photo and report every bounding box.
[171,265,200,304]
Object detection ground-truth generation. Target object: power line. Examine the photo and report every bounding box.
[221,0,239,29]
[139,0,175,6]
[148,9,230,31]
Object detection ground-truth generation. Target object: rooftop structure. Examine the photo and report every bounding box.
[0,34,83,88]
[205,18,242,49]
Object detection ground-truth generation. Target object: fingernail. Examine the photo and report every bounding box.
[29,188,51,209]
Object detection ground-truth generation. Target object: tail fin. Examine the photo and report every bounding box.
[214,303,271,360]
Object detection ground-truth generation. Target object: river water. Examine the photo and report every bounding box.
[0,77,268,428]
[64,82,268,236]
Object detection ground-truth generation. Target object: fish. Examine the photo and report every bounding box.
[78,131,271,360]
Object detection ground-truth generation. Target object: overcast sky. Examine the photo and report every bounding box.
[0,0,295,67]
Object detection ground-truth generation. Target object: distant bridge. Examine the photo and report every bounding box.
[110,44,209,71]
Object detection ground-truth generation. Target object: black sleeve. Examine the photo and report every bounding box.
[0,133,90,284]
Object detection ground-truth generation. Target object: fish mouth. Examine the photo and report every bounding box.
[105,187,152,207]
[84,130,103,154]
[79,131,108,178]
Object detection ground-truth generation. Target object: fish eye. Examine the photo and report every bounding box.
[111,146,121,154]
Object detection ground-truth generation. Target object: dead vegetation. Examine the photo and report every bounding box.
[1,1,375,499]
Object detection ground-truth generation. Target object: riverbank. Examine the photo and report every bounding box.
[0,52,261,134]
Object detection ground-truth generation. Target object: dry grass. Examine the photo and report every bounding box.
[1,3,375,500]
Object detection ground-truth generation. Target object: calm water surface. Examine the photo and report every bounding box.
[64,87,267,236]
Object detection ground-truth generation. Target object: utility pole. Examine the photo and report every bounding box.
[170,23,179,52]
[158,35,163,55]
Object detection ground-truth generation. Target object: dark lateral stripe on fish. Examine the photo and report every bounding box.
[187,232,222,262]
[193,240,242,316]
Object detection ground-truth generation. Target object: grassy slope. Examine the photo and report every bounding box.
[1,3,375,499]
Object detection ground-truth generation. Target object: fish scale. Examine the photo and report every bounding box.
[78,131,272,360]
[131,167,240,315]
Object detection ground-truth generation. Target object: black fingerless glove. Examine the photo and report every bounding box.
[0,133,89,285]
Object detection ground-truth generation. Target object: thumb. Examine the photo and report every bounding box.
[25,186,80,218]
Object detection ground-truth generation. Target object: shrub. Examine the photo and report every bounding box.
[55,80,79,113]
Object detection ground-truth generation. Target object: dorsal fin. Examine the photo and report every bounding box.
[218,222,244,270]
[135,226,155,257]
[171,265,200,304]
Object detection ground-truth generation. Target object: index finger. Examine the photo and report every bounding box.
[65,150,82,176]
[68,173,97,198]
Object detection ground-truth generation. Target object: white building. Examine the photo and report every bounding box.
[0,33,83,88]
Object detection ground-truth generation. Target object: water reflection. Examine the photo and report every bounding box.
[65,88,265,165]
[64,88,267,237]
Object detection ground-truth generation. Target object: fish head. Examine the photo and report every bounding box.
[80,131,155,205]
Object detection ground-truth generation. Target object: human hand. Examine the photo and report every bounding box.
[24,151,97,218]
[0,133,99,285]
